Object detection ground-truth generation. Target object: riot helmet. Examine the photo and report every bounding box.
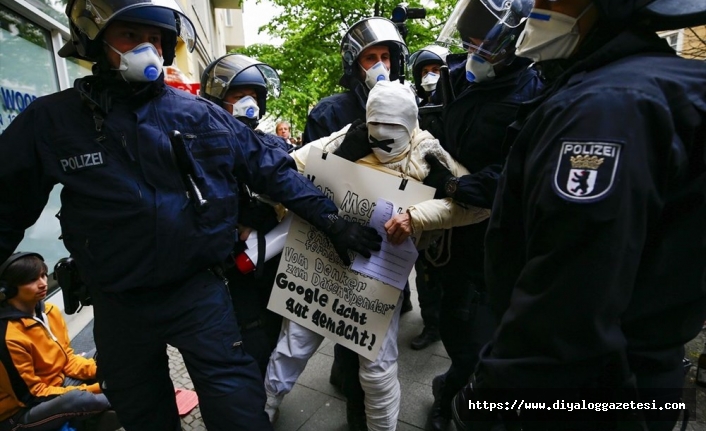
[437,0,532,80]
[339,17,409,90]
[408,45,449,97]
[59,0,196,66]
[201,54,281,127]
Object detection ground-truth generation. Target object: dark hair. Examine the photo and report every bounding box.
[2,256,48,291]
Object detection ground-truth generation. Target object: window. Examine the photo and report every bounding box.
[661,30,683,54]
[20,0,68,27]
[0,5,69,279]
[225,10,233,27]
[66,55,93,83]
[0,5,59,133]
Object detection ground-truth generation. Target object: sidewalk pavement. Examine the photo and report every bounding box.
[167,283,451,431]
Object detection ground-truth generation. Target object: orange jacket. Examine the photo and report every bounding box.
[0,302,99,421]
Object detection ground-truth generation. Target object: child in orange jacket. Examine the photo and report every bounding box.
[0,252,116,430]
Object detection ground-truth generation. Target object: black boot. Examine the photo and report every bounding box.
[329,359,343,392]
[346,399,368,431]
[411,326,441,350]
[425,374,450,431]
[402,288,413,314]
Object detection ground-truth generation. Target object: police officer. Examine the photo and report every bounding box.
[200,53,291,376]
[201,53,291,153]
[452,0,706,430]
[404,44,452,353]
[302,17,408,144]
[0,1,381,430]
[299,17,410,430]
[409,44,450,106]
[418,1,543,429]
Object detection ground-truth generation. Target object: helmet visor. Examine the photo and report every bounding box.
[67,0,196,51]
[341,17,408,64]
[437,0,531,60]
[204,55,281,100]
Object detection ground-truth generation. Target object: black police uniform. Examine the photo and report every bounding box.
[302,84,367,143]
[227,181,285,377]
[432,54,543,421]
[411,65,447,349]
[0,74,343,431]
[477,28,706,430]
[226,123,293,377]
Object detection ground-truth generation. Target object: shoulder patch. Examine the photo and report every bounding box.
[553,141,622,202]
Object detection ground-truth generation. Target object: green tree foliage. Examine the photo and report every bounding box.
[236,0,457,134]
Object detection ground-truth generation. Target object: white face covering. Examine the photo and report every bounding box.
[421,72,440,92]
[368,123,410,163]
[106,42,163,82]
[515,4,594,63]
[363,61,390,90]
[226,96,260,119]
[465,54,496,83]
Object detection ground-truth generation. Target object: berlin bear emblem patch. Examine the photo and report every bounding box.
[553,141,622,202]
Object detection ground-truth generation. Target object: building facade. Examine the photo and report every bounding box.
[660,25,706,60]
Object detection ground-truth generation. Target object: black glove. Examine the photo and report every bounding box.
[324,215,382,266]
[424,154,455,199]
[333,119,372,162]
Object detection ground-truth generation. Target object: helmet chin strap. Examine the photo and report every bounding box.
[236,116,259,130]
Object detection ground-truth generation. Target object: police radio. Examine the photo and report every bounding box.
[55,257,91,315]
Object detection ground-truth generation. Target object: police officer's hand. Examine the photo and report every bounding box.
[325,215,382,266]
[333,119,372,162]
[424,154,454,199]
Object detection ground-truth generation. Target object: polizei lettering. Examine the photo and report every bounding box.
[60,152,105,172]
[561,142,617,158]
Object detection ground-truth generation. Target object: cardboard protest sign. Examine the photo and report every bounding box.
[267,147,434,360]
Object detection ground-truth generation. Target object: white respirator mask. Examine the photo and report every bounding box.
[106,42,163,82]
[363,61,390,90]
[225,96,260,119]
[465,54,496,83]
[421,72,440,92]
[515,4,593,62]
[368,123,410,163]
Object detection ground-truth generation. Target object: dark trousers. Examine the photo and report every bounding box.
[227,255,283,377]
[438,222,497,415]
[438,293,496,415]
[90,270,273,431]
[415,254,442,330]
